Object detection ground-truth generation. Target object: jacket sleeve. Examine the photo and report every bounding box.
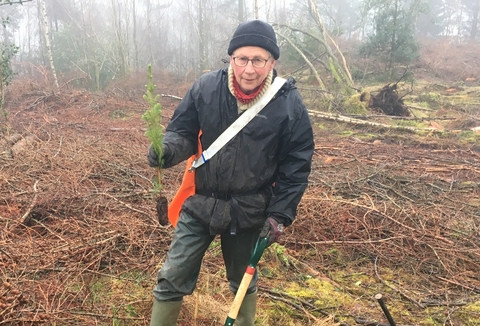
[161,82,201,168]
[265,96,314,226]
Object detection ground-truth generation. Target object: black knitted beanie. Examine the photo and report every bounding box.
[227,20,280,60]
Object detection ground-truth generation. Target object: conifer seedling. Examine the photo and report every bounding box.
[142,64,168,225]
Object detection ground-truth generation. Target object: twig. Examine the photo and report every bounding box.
[33,219,68,243]
[420,299,469,307]
[69,310,144,320]
[261,292,322,323]
[161,93,182,100]
[259,286,332,317]
[425,243,451,274]
[52,136,63,158]
[98,192,153,219]
[20,180,39,225]
[53,231,121,253]
[110,127,147,132]
[374,257,425,309]
[406,104,435,112]
[302,196,454,245]
[285,236,405,246]
[436,276,480,293]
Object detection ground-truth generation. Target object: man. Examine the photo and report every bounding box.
[147,20,314,326]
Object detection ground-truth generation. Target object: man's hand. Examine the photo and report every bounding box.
[259,216,284,247]
[147,144,159,167]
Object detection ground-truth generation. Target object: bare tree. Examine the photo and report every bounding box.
[238,0,245,22]
[309,0,353,88]
[275,0,353,97]
[198,0,207,72]
[132,0,138,68]
[39,0,58,88]
[110,0,127,77]
[466,0,480,41]
[145,0,155,65]
[0,0,34,5]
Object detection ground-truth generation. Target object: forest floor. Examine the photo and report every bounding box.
[0,68,479,326]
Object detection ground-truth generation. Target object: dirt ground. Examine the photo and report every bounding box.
[0,73,479,326]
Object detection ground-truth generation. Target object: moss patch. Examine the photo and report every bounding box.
[86,273,151,324]
[110,108,130,119]
[285,277,353,309]
[343,93,369,115]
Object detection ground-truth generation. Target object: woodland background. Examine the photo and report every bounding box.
[0,0,479,325]
[0,0,479,88]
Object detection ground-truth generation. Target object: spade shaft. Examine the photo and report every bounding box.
[224,237,268,326]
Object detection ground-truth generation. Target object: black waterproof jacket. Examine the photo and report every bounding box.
[162,68,314,234]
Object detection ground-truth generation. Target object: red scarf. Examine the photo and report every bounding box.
[232,76,266,104]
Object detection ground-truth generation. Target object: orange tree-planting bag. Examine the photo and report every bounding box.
[167,132,202,227]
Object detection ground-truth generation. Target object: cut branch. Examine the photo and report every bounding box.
[20,180,39,225]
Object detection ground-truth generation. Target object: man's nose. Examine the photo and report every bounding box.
[244,61,256,73]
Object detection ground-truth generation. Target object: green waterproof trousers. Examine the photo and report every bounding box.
[150,211,260,323]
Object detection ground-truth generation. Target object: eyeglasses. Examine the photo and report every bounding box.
[232,56,270,68]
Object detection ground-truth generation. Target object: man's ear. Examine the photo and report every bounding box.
[270,59,276,70]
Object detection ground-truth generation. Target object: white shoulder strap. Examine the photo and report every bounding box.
[190,76,287,171]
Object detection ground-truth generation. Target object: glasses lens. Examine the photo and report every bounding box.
[252,59,266,68]
[235,57,248,66]
[233,57,268,68]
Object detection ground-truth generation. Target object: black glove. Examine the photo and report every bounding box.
[147,144,159,167]
[259,216,285,247]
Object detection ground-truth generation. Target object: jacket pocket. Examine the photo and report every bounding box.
[183,194,231,235]
[233,187,272,231]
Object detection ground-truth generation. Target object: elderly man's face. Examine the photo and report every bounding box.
[230,46,275,94]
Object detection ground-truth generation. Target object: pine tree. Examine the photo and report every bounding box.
[359,0,425,78]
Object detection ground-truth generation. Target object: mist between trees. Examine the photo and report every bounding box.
[0,0,479,92]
